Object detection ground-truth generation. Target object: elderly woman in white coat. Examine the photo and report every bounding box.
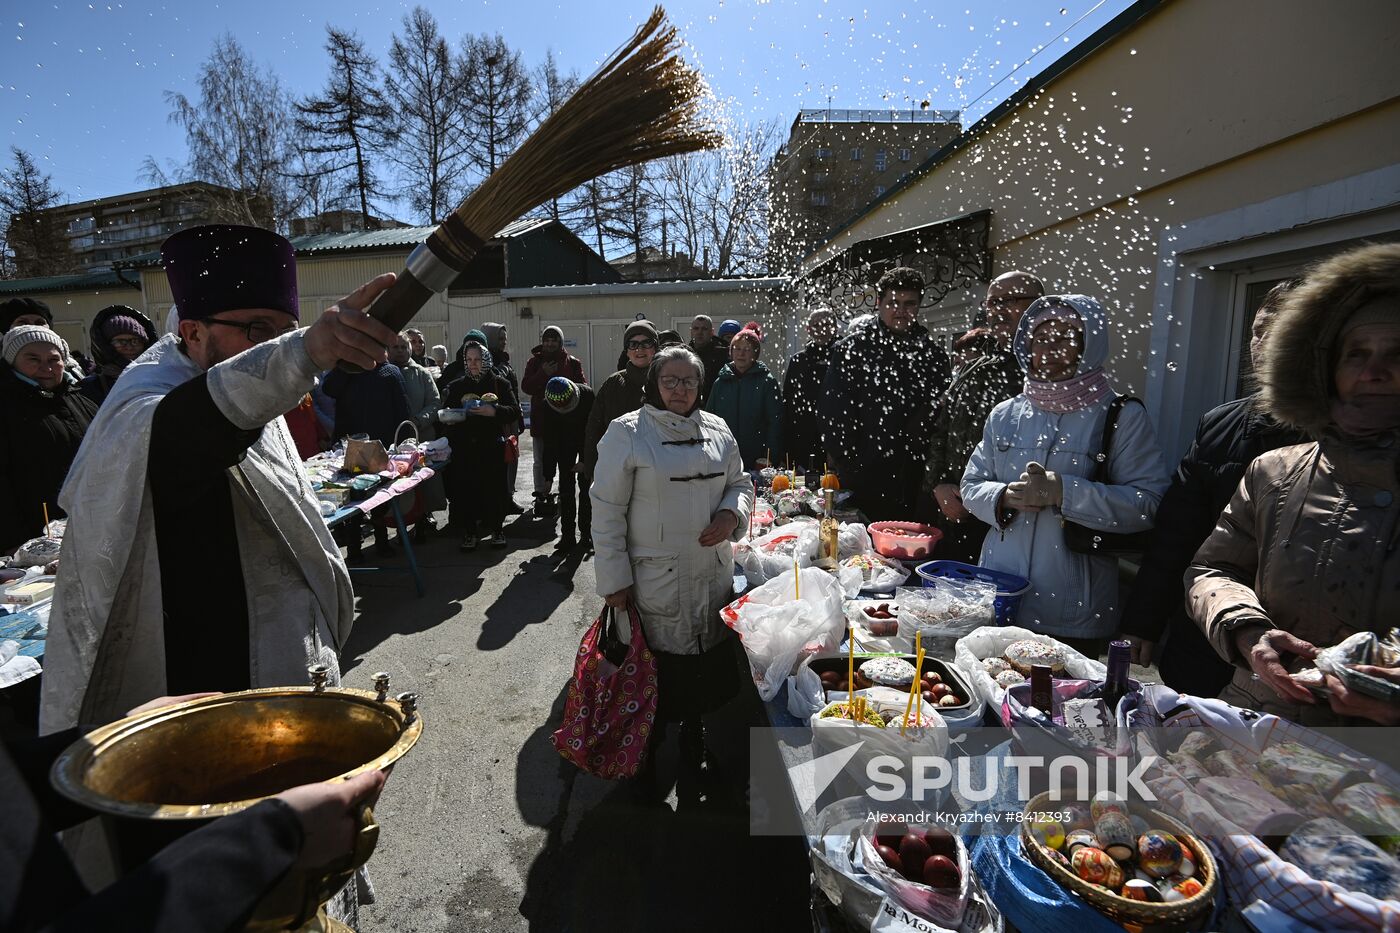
[961,295,1169,656]
[591,345,754,807]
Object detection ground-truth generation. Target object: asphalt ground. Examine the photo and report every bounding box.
[350,445,812,933]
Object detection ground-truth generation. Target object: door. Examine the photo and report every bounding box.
[586,319,637,386]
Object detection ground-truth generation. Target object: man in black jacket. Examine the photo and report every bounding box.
[688,314,729,401]
[781,308,837,474]
[820,267,952,521]
[1118,280,1307,696]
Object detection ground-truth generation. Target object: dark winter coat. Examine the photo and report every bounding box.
[443,370,520,445]
[1120,395,1307,697]
[321,362,412,447]
[1187,243,1400,725]
[2,728,303,933]
[520,344,587,437]
[535,385,595,454]
[705,361,783,469]
[583,364,649,476]
[919,349,1022,559]
[690,339,730,400]
[77,305,159,406]
[781,341,834,472]
[820,318,951,506]
[442,369,520,532]
[0,366,99,551]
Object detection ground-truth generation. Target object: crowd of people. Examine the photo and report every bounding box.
[2,220,1398,926]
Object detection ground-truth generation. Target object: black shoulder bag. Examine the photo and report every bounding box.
[1061,395,1155,558]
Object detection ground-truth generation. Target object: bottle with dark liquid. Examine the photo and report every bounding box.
[1030,663,1056,721]
[1102,638,1132,714]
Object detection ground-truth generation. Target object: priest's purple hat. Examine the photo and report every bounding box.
[161,224,299,321]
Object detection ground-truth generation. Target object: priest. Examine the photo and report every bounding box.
[42,225,398,733]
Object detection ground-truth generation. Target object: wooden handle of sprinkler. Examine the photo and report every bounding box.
[336,232,478,372]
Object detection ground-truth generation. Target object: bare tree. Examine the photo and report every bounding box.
[458,33,533,183]
[567,176,617,259]
[158,35,299,229]
[602,163,660,264]
[383,7,469,225]
[532,50,580,224]
[1,147,74,277]
[659,117,781,275]
[297,27,395,227]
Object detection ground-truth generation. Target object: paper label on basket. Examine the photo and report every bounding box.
[870,898,947,933]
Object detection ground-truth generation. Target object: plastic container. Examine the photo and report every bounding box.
[868,521,942,560]
[806,654,974,714]
[916,560,1030,627]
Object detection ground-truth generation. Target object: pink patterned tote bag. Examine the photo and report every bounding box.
[552,604,659,779]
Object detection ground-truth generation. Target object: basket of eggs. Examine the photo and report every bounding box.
[1019,791,1217,930]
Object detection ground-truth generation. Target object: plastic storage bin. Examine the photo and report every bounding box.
[915,560,1030,627]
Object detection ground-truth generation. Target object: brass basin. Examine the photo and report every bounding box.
[50,672,422,931]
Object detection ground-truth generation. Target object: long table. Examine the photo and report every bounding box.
[321,463,445,598]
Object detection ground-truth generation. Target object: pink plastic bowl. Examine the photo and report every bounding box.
[868,521,942,560]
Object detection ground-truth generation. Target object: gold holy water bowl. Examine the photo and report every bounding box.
[50,667,423,932]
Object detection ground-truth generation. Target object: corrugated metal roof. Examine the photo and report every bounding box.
[112,217,565,269]
[0,267,138,295]
[500,277,790,298]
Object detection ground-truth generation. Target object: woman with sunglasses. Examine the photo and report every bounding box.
[583,320,659,480]
[591,345,753,808]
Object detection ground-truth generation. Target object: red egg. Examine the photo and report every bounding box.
[876,826,907,851]
[922,854,961,889]
[923,826,957,859]
[875,844,902,872]
[899,833,932,881]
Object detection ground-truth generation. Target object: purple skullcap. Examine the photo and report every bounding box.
[161,224,299,321]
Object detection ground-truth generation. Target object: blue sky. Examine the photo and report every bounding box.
[3,0,1134,204]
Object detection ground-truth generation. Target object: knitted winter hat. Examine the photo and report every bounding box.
[717,319,742,338]
[0,297,52,331]
[464,329,488,348]
[545,376,579,412]
[732,321,764,355]
[3,324,68,365]
[1341,296,1400,339]
[540,325,564,342]
[623,320,658,345]
[102,313,147,341]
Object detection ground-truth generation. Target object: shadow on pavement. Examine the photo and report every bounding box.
[516,654,811,933]
[476,556,576,651]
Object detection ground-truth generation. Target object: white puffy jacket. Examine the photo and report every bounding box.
[590,403,753,654]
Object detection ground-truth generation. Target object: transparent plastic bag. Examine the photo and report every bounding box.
[895,579,997,656]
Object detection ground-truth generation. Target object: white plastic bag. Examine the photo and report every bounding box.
[722,566,845,700]
[839,522,872,559]
[733,521,819,586]
[952,626,1106,712]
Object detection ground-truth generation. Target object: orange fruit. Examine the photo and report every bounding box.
[821,473,840,490]
[771,473,792,492]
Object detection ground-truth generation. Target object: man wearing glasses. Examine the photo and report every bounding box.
[42,224,400,733]
[921,270,1044,561]
[583,320,659,480]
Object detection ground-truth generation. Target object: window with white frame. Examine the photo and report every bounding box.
[874,149,887,172]
[899,148,912,162]
[850,147,862,161]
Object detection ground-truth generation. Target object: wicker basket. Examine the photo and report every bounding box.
[1018,790,1217,930]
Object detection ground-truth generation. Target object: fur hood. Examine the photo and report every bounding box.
[1257,242,1400,437]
